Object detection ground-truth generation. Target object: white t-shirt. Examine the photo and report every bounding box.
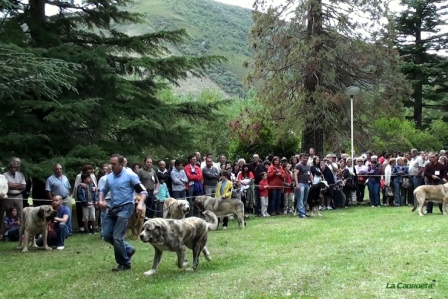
[408,156,424,176]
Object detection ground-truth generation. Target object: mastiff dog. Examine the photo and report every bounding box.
[163,198,190,219]
[128,195,146,240]
[140,210,218,276]
[17,205,57,252]
[308,181,329,217]
[194,195,245,229]
[412,183,448,216]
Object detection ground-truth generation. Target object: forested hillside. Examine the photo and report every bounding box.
[119,0,253,97]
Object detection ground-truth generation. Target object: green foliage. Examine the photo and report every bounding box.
[394,0,448,127]
[0,0,225,179]
[370,117,444,153]
[249,0,411,157]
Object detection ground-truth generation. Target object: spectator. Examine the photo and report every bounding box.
[215,171,233,229]
[36,195,72,250]
[77,173,98,234]
[3,207,20,242]
[155,173,170,217]
[170,159,188,199]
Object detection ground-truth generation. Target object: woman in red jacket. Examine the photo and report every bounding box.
[184,154,203,217]
[267,156,286,215]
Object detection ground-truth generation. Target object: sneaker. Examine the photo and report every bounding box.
[112,264,131,272]
[326,206,333,210]
[283,210,288,215]
[371,205,375,208]
[223,226,227,230]
[318,206,324,211]
[299,215,307,219]
[79,227,85,232]
[56,246,64,250]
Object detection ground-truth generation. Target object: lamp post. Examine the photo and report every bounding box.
[344,86,361,173]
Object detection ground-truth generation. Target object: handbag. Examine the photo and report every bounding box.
[402,178,411,189]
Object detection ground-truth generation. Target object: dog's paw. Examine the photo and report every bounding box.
[22,248,28,253]
[44,246,53,251]
[143,269,156,276]
[205,254,212,261]
[32,244,38,248]
[185,267,195,271]
[182,261,189,268]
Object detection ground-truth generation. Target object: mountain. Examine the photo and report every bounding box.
[119,0,253,98]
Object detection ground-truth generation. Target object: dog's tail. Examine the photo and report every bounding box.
[411,191,418,212]
[202,210,218,231]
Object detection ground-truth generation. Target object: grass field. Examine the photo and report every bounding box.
[0,206,446,299]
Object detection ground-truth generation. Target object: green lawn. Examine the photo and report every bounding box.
[0,206,446,299]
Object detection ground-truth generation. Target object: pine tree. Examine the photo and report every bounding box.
[394,0,448,127]
[0,0,224,178]
[248,0,410,155]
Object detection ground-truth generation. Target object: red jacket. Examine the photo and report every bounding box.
[184,164,203,190]
[267,165,286,189]
[284,171,294,193]
[259,179,269,197]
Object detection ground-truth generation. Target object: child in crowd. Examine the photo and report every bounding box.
[283,164,295,214]
[259,172,270,217]
[77,173,97,234]
[156,173,170,217]
[3,207,20,242]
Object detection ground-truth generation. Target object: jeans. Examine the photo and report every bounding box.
[102,203,134,266]
[269,189,282,214]
[356,184,366,202]
[368,180,380,206]
[254,187,261,216]
[172,190,186,199]
[145,190,154,218]
[295,183,310,217]
[204,185,217,197]
[36,223,69,247]
[187,185,196,217]
[394,181,403,205]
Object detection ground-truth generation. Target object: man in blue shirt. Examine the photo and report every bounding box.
[99,154,148,272]
[45,164,72,213]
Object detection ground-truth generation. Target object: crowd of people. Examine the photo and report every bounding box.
[0,148,446,268]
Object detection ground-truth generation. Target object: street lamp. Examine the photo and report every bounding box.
[345,86,361,173]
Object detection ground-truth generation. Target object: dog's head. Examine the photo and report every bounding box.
[134,195,142,203]
[36,205,57,222]
[318,181,329,195]
[140,219,166,244]
[194,196,209,211]
[177,200,190,214]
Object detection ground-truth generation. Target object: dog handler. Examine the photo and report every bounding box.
[99,154,148,272]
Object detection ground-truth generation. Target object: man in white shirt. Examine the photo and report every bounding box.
[3,162,26,218]
[408,148,424,205]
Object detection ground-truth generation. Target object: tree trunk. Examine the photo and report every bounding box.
[28,0,48,47]
[413,26,423,127]
[301,0,324,157]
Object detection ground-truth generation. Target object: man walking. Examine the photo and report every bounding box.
[99,154,147,272]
